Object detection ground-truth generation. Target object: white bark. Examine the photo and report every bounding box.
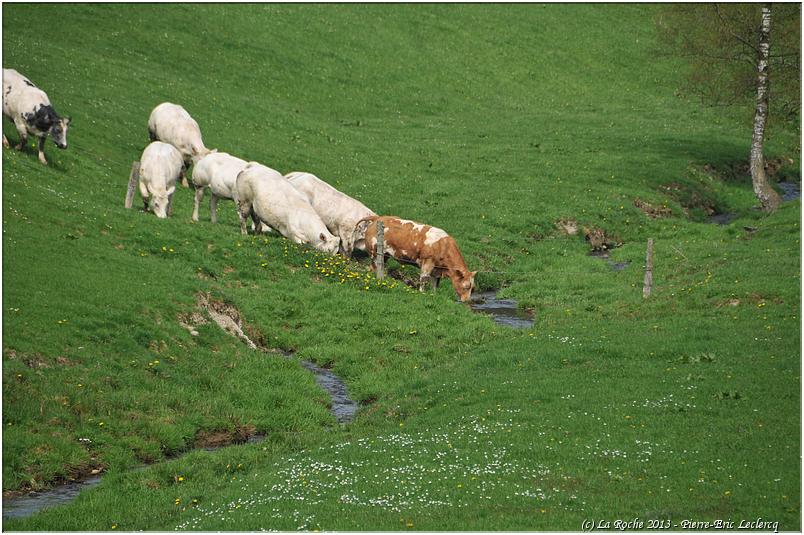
[750,4,781,212]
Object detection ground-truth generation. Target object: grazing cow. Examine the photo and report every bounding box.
[358,216,477,302]
[235,163,340,255]
[137,141,185,218]
[190,151,246,223]
[147,102,210,186]
[2,68,71,165]
[285,171,376,257]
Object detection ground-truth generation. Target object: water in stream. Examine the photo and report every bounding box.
[2,476,102,520]
[469,290,534,329]
[3,330,358,521]
[778,181,801,201]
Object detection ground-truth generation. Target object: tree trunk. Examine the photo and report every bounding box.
[750,4,782,212]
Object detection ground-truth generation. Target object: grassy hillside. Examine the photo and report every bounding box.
[3,4,800,531]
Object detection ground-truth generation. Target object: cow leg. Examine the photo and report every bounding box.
[12,117,28,151]
[192,187,205,222]
[2,133,9,149]
[250,209,263,234]
[209,194,219,224]
[237,200,251,235]
[432,275,441,291]
[37,136,48,165]
[419,259,435,292]
[179,164,190,188]
[138,179,150,212]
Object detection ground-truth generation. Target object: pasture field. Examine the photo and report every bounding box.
[2,4,800,531]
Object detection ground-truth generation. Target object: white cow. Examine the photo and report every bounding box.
[190,151,247,223]
[235,163,340,255]
[138,141,185,218]
[285,171,376,257]
[2,68,71,165]
[148,102,210,186]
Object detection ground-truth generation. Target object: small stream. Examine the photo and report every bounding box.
[778,181,801,201]
[3,306,357,520]
[3,477,103,520]
[298,359,358,424]
[589,250,630,271]
[469,290,534,328]
[708,181,800,226]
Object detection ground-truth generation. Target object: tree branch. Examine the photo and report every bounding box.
[713,4,761,55]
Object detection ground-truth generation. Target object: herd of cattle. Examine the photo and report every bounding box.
[2,68,477,302]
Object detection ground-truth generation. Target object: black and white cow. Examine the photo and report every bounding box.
[3,68,71,165]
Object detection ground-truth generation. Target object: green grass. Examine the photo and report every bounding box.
[3,3,800,531]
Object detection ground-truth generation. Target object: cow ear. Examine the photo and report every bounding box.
[470,271,478,278]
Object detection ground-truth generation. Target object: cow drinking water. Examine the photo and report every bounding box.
[358,216,477,302]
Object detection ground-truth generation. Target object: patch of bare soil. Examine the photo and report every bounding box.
[387,267,419,289]
[555,218,579,236]
[178,310,208,337]
[180,293,259,349]
[634,198,672,219]
[714,298,742,308]
[659,182,716,216]
[582,226,621,252]
[194,424,257,449]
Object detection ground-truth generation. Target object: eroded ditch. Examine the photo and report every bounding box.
[182,293,359,425]
[3,294,357,520]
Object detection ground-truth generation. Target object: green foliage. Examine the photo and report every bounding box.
[656,3,801,128]
[2,3,800,531]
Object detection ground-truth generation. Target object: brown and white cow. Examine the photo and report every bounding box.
[358,216,477,302]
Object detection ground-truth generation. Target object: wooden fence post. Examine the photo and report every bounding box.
[125,161,140,209]
[375,220,385,281]
[643,238,654,299]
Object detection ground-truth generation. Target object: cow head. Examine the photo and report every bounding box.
[151,187,175,219]
[50,116,71,149]
[318,232,341,255]
[151,195,169,218]
[452,270,477,303]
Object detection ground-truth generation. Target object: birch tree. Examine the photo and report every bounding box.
[750,4,780,211]
[657,3,800,212]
